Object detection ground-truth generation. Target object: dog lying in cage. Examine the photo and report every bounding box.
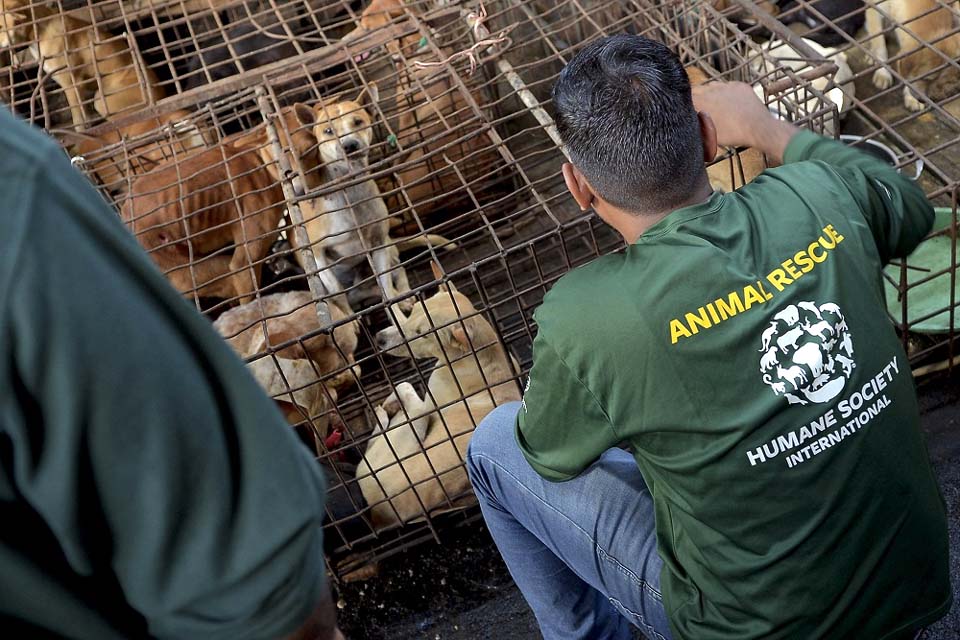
[866,0,960,111]
[121,104,318,303]
[213,290,360,431]
[292,90,451,312]
[348,0,502,222]
[356,266,520,527]
[753,35,855,132]
[0,0,163,129]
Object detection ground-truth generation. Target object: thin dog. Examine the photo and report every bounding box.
[122,105,319,303]
[293,92,451,311]
[68,111,210,193]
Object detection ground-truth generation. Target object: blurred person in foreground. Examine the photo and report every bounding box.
[0,107,343,640]
[467,34,950,640]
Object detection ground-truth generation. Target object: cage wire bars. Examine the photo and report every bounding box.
[1,0,858,577]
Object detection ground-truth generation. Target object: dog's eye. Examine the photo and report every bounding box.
[323,127,333,135]
[353,118,363,127]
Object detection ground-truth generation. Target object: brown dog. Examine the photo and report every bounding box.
[121,105,318,303]
[357,267,520,527]
[70,112,210,193]
[866,0,960,111]
[686,66,767,192]
[214,290,360,434]
[0,0,163,129]
[349,0,501,220]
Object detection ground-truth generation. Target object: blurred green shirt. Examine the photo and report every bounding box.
[518,131,951,639]
[0,108,327,639]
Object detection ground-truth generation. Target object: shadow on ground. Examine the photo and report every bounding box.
[337,370,960,640]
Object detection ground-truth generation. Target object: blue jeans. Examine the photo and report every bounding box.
[466,402,673,640]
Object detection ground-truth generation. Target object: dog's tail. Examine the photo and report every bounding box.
[394,233,458,252]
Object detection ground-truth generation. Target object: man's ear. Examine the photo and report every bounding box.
[294,103,315,128]
[698,111,718,163]
[561,162,595,212]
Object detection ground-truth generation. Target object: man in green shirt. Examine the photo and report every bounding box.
[0,109,342,638]
[466,34,951,639]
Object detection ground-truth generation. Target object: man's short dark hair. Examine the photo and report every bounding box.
[552,34,704,213]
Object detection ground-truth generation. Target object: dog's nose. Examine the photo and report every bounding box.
[342,139,361,154]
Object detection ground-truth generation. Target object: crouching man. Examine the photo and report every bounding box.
[467,34,951,640]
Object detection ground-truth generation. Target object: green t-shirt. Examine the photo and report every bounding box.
[518,131,951,639]
[0,109,327,638]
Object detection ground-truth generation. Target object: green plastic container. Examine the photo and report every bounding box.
[884,207,960,333]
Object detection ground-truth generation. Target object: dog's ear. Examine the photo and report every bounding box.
[294,103,315,128]
[449,323,472,351]
[356,82,380,108]
[432,261,461,295]
[7,11,27,25]
[444,314,486,354]
[321,93,345,107]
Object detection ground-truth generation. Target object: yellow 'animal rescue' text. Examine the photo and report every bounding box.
[669,224,845,344]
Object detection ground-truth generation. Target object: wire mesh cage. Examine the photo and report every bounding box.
[2,0,848,579]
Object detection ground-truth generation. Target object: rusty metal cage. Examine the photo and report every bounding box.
[2,0,848,579]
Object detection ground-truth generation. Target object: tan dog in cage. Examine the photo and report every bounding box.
[214,290,360,436]
[292,91,450,311]
[349,0,501,220]
[121,105,319,303]
[0,0,163,129]
[866,0,960,111]
[686,65,767,192]
[358,266,521,527]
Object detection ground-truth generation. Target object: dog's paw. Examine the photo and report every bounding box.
[380,393,401,418]
[872,67,894,90]
[373,406,391,432]
[395,296,415,314]
[903,89,925,112]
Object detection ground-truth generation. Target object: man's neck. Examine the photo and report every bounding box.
[610,179,715,244]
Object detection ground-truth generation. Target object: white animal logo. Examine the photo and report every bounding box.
[759,301,855,405]
[774,305,800,326]
[777,364,808,390]
[805,320,834,342]
[759,322,778,352]
[797,301,822,323]
[835,354,855,376]
[776,326,804,352]
[759,347,780,372]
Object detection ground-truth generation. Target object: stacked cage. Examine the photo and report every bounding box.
[1,0,843,578]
